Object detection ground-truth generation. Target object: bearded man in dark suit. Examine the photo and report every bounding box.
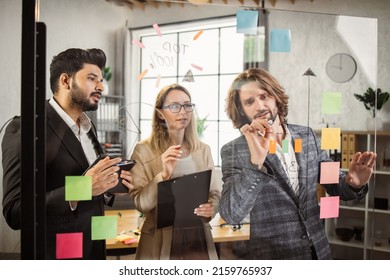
[2,48,133,259]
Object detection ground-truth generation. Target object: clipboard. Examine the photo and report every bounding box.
[157,169,211,229]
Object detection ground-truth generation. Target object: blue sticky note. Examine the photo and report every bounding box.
[236,10,258,35]
[270,29,291,52]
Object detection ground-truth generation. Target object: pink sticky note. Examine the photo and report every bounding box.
[124,237,138,244]
[153,23,162,36]
[191,63,203,71]
[319,162,340,184]
[56,232,83,259]
[155,75,161,88]
[320,196,340,219]
[132,39,145,49]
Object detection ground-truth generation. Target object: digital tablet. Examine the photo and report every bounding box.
[107,159,136,194]
[83,155,136,194]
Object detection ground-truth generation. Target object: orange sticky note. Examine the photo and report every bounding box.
[294,138,302,153]
[321,127,341,150]
[193,30,203,40]
[320,196,340,219]
[320,162,340,184]
[269,140,276,154]
[56,232,83,259]
[137,69,148,81]
[116,234,132,242]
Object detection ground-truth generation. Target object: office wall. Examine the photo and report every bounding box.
[0,0,389,253]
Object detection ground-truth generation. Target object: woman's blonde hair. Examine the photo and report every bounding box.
[225,68,289,129]
[143,84,201,154]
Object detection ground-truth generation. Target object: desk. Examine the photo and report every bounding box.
[105,209,249,250]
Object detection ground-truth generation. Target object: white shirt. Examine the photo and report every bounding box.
[49,98,97,164]
[172,154,196,178]
[276,126,299,194]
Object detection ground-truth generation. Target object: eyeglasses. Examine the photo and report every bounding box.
[161,103,195,113]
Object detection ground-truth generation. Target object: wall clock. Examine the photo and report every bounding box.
[326,53,357,83]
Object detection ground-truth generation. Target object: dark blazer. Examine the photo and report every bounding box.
[219,124,368,260]
[2,101,107,259]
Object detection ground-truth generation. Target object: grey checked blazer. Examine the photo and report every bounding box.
[219,124,367,260]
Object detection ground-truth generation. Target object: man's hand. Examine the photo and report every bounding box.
[85,156,122,196]
[346,151,377,188]
[240,119,273,168]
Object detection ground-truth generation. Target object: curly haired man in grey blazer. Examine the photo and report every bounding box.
[219,68,376,260]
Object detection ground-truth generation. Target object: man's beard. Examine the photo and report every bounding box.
[253,109,277,123]
[70,80,99,112]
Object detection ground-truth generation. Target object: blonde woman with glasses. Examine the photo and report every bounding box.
[130,84,221,260]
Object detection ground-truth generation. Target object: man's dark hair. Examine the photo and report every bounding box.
[49,48,106,94]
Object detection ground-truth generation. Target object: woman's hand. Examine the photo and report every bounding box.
[194,201,214,218]
[161,145,182,180]
[115,169,134,195]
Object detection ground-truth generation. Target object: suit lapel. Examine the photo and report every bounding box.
[88,124,104,155]
[46,101,89,170]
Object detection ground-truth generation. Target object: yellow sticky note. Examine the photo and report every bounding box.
[321,128,341,150]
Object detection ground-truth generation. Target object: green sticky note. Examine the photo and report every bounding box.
[322,92,342,114]
[282,139,289,153]
[65,176,92,201]
[321,128,341,150]
[91,216,117,240]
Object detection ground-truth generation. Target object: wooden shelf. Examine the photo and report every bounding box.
[324,131,390,259]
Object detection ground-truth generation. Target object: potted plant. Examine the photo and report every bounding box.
[197,114,208,138]
[354,87,389,130]
[102,66,112,95]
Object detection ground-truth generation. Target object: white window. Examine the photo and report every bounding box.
[127,17,258,165]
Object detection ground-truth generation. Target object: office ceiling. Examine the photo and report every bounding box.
[105,0,305,11]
